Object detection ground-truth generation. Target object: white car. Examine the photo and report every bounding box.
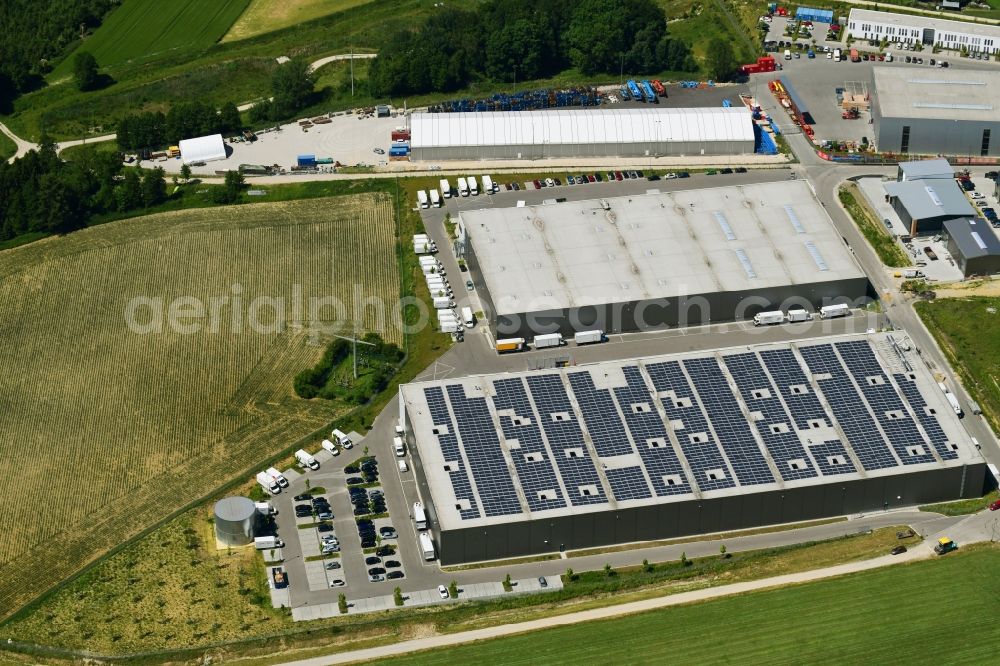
[665,172,677,179]
[545,178,555,188]
[329,579,345,587]
[826,52,833,59]
[971,192,985,200]
[438,584,449,599]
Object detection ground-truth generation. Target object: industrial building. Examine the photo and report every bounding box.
[409,107,755,161]
[897,158,954,183]
[178,133,227,165]
[458,181,868,338]
[847,8,1000,54]
[871,67,1000,158]
[943,217,1000,276]
[884,178,975,236]
[213,496,257,546]
[398,332,985,564]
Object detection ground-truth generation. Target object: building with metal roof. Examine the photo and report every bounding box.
[398,331,985,564]
[213,496,257,546]
[943,217,1000,276]
[884,178,976,236]
[458,181,868,338]
[897,158,953,182]
[871,67,1000,157]
[847,8,1000,54]
[409,108,755,161]
[178,133,227,165]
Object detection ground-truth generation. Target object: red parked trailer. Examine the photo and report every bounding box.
[391,129,410,141]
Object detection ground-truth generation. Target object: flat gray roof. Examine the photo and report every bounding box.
[873,67,1000,122]
[884,178,976,220]
[460,181,864,317]
[400,332,979,531]
[899,159,953,182]
[945,217,1000,258]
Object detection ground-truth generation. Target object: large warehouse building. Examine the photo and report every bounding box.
[409,107,755,161]
[399,332,985,564]
[847,8,1000,55]
[458,181,868,338]
[871,67,1000,157]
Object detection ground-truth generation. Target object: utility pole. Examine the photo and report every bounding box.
[330,325,375,380]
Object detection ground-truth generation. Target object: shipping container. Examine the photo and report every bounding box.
[297,154,316,166]
[496,337,525,353]
[574,330,604,345]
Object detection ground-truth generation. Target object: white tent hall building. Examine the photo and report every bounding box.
[178,133,227,165]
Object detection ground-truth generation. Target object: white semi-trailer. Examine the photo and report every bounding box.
[433,296,455,309]
[786,308,811,322]
[467,175,479,195]
[417,190,428,208]
[574,330,604,345]
[413,502,428,530]
[439,178,451,198]
[753,311,785,326]
[820,304,850,319]
[938,382,963,415]
[533,333,563,349]
[419,532,436,560]
[430,189,442,207]
[457,177,469,196]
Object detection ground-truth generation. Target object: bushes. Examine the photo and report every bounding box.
[293,334,403,404]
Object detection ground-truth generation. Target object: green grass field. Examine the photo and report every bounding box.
[0,130,15,161]
[380,545,1000,665]
[223,0,375,42]
[840,183,911,267]
[915,297,1000,437]
[51,0,251,78]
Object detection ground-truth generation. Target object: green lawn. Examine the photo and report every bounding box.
[915,297,1000,438]
[380,545,1000,665]
[0,130,15,161]
[839,183,911,267]
[921,489,1000,516]
[51,0,251,78]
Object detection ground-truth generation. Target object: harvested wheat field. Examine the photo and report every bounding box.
[0,193,400,619]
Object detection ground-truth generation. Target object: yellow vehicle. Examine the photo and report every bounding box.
[934,537,958,555]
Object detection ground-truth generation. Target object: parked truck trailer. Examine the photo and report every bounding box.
[574,329,604,345]
[820,304,850,319]
[439,178,451,198]
[419,532,436,560]
[753,311,785,326]
[533,333,563,348]
[496,337,526,353]
[417,190,428,209]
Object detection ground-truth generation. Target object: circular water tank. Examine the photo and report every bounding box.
[214,496,257,546]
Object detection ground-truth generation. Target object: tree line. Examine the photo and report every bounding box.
[368,0,697,97]
[117,101,242,151]
[0,143,169,243]
[0,0,116,111]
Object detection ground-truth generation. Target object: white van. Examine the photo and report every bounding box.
[398,459,409,473]
[784,49,792,60]
[393,436,406,457]
[833,48,841,61]
[321,439,340,456]
[331,428,353,449]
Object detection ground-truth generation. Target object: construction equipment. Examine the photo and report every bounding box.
[934,537,958,555]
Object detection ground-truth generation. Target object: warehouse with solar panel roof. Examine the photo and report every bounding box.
[399,332,985,564]
[458,180,870,338]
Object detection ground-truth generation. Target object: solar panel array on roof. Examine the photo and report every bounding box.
[407,336,964,525]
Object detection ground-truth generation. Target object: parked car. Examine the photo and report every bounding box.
[385,560,402,569]
[735,167,747,173]
[512,182,520,190]
[380,527,398,538]
[677,171,690,178]
[532,179,542,189]
[365,556,382,566]
[545,178,555,187]
[369,574,386,582]
[438,584,450,599]
[326,561,342,570]
[719,168,734,174]
[329,579,346,587]
[990,498,1000,511]
[317,522,334,532]
[345,464,360,474]
[387,571,405,580]
[376,545,395,557]
[368,567,387,576]
[293,493,312,502]
[346,477,364,485]
[890,545,907,555]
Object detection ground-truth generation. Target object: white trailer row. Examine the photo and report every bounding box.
[448,175,497,198]
[413,234,437,255]
[751,307,829,326]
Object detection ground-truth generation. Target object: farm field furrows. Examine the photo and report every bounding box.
[0,193,400,619]
[222,0,376,42]
[51,0,251,78]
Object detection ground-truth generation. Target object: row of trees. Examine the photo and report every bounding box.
[0,0,116,110]
[117,101,242,151]
[0,143,167,242]
[368,0,697,97]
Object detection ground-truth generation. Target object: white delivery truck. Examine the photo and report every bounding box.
[938,382,963,416]
[467,175,479,195]
[533,333,563,349]
[256,471,281,495]
[393,436,406,457]
[419,532,436,560]
[753,311,785,326]
[426,276,450,290]
[254,536,284,550]
[395,421,405,437]
[421,262,443,276]
[457,177,469,196]
[321,438,340,456]
[417,190,428,209]
[332,428,353,449]
[418,255,440,267]
[574,330,604,345]
[433,296,455,309]
[462,306,474,327]
[820,303,850,319]
[266,467,289,488]
[255,501,276,516]
[440,320,460,333]
[295,449,320,470]
[430,189,441,207]
[439,178,451,198]
[413,501,428,530]
[482,175,495,193]
[414,241,435,255]
[786,308,811,323]
[833,48,841,61]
